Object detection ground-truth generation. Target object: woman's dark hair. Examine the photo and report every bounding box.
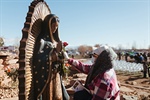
[93,50,112,73]
[85,50,113,84]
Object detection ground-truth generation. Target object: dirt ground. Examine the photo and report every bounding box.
[116,71,150,96]
[116,71,150,87]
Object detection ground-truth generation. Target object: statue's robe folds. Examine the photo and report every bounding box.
[33,33,63,100]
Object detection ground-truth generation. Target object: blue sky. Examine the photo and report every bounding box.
[0,0,150,49]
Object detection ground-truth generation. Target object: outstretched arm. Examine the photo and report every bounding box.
[68,59,92,74]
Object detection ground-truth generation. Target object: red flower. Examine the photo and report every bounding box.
[65,63,70,67]
[63,42,68,47]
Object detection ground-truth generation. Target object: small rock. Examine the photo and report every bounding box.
[131,81,137,85]
[73,73,87,78]
[120,86,134,92]
[121,95,138,100]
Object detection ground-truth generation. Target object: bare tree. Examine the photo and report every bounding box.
[13,37,20,48]
[78,45,93,57]
[78,45,87,56]
[148,45,150,51]
[132,41,137,50]
[94,44,100,47]
[118,44,123,51]
[87,46,93,52]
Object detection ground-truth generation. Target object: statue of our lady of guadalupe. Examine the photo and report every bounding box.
[32,14,69,100]
[18,1,69,100]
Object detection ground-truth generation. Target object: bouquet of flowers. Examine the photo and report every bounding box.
[62,42,70,78]
[63,63,71,78]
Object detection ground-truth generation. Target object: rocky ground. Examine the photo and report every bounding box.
[0,57,150,100]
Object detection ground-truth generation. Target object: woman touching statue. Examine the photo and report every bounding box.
[32,14,69,100]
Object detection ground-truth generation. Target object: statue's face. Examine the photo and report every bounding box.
[51,21,58,33]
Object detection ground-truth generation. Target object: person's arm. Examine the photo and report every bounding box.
[68,59,92,74]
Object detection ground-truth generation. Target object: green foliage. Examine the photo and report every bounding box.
[0,37,4,46]
[4,66,18,82]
